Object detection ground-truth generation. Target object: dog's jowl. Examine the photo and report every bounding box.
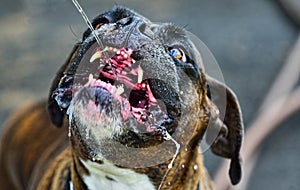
[0,6,243,190]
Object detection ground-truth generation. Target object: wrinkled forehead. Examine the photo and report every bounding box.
[63,6,205,91]
[80,6,196,57]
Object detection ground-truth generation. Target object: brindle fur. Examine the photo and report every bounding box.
[0,6,243,190]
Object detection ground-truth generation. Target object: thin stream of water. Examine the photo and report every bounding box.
[66,101,74,137]
[158,131,181,190]
[71,0,105,50]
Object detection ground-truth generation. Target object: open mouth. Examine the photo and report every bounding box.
[53,45,179,135]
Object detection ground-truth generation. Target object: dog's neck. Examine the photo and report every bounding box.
[79,159,156,190]
[71,143,203,190]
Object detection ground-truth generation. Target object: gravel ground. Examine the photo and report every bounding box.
[0,0,299,189]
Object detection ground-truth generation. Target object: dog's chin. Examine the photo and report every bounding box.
[69,86,124,140]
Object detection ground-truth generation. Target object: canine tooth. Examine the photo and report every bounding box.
[90,51,101,63]
[137,66,143,83]
[116,85,124,95]
[132,59,136,64]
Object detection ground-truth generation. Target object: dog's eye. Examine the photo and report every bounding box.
[170,48,187,62]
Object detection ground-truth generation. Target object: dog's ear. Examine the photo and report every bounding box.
[48,64,67,128]
[205,76,244,185]
[48,44,80,127]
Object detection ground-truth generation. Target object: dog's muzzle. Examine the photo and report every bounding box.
[53,36,181,139]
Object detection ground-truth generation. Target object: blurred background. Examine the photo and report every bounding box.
[0,0,299,189]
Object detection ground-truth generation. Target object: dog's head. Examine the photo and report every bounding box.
[48,6,243,185]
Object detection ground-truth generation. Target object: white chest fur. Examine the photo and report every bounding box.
[80,159,156,190]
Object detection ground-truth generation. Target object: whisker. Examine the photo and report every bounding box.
[68,25,81,43]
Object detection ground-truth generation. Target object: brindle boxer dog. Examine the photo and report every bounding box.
[0,6,243,190]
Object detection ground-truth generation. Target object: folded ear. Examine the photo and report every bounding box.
[48,65,67,128]
[48,44,80,127]
[205,76,244,185]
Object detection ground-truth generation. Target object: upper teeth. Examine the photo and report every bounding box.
[90,46,134,63]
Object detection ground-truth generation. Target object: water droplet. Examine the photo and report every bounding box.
[163,131,180,169]
[85,127,90,139]
[193,164,198,170]
[67,103,73,138]
[181,164,185,168]
[167,182,171,186]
